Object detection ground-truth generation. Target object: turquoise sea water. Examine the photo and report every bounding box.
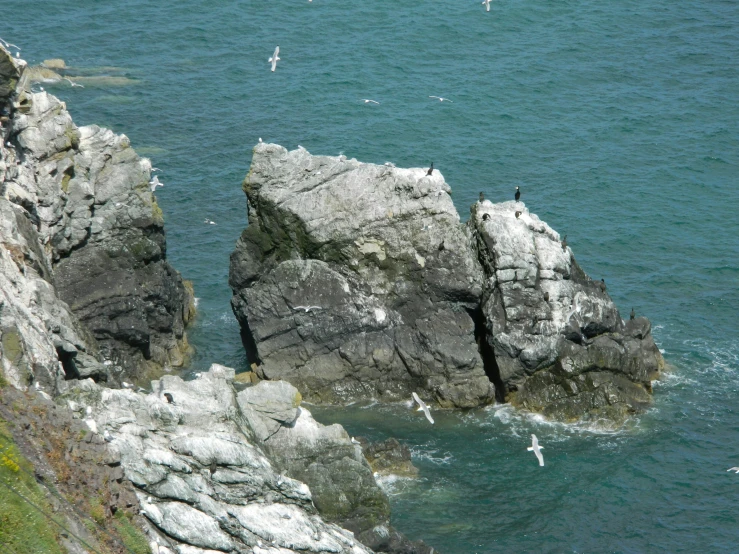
[4,0,738,551]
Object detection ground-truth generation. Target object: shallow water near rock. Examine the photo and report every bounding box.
[4,0,738,551]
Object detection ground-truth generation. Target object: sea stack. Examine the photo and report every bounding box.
[230,144,664,422]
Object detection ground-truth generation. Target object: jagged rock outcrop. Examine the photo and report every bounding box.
[0,44,193,384]
[470,201,664,421]
[357,437,418,478]
[239,380,432,553]
[229,143,495,408]
[61,364,427,554]
[231,144,664,422]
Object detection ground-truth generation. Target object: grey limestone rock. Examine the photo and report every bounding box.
[238,379,434,554]
[470,200,664,422]
[62,365,375,554]
[1,45,193,383]
[230,143,664,423]
[230,143,495,409]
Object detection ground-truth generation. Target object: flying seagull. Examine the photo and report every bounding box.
[727,467,739,473]
[149,176,164,191]
[64,77,84,88]
[269,46,280,72]
[482,0,491,11]
[0,38,20,51]
[204,218,217,225]
[362,99,380,105]
[412,392,434,425]
[429,96,453,102]
[293,305,322,313]
[527,434,544,466]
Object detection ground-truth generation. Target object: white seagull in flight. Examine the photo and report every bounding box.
[412,392,434,425]
[482,0,491,11]
[527,434,544,466]
[727,467,739,473]
[362,99,380,105]
[149,176,164,191]
[269,46,280,72]
[429,96,453,102]
[64,77,84,88]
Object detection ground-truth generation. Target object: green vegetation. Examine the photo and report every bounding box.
[0,418,65,554]
[113,510,151,554]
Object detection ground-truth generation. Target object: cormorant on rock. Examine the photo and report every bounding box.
[438,240,445,251]
[630,308,635,320]
[210,461,217,475]
[544,291,550,302]
[482,213,490,221]
[163,392,174,404]
[427,162,434,176]
[599,278,607,292]
[515,186,520,201]
[561,235,568,251]
[479,192,484,202]
[515,211,522,219]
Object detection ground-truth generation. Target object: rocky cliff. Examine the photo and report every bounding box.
[0,45,193,387]
[230,144,664,422]
[1,46,432,554]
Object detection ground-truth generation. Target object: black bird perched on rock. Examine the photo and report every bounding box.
[515,186,520,201]
[482,213,490,221]
[209,461,217,475]
[543,291,550,302]
[599,278,607,292]
[561,235,568,251]
[427,162,434,176]
[479,192,484,202]
[438,240,445,251]
[515,211,522,219]
[630,308,635,320]
[163,392,174,404]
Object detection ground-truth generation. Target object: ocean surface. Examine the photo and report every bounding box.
[3,0,738,551]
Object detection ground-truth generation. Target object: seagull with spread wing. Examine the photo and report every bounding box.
[269,46,280,72]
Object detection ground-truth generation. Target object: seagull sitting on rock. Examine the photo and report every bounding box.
[527,434,544,466]
[412,392,434,425]
[269,46,280,72]
[149,176,164,191]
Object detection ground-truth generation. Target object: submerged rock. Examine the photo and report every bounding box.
[231,144,664,422]
[0,44,193,384]
[230,143,495,408]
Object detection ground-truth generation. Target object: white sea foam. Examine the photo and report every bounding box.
[410,446,454,466]
[374,473,415,496]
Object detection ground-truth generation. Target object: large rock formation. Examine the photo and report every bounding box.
[470,201,664,421]
[230,144,664,422]
[0,45,193,385]
[62,364,429,554]
[229,144,495,408]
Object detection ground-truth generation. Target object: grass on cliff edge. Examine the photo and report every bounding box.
[0,418,65,554]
